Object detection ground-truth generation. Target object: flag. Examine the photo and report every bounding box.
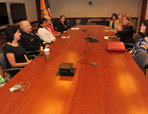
[40,0,51,18]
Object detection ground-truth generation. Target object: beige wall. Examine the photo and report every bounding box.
[50,0,140,18]
[0,0,37,26]
[145,1,148,19]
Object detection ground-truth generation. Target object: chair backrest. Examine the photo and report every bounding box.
[134,34,141,43]
[80,19,88,25]
[0,52,8,70]
[68,19,76,27]
[135,51,148,70]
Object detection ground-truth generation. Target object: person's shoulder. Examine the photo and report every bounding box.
[21,31,27,36]
[57,21,62,25]
[128,26,133,29]
[115,20,119,23]
[3,43,14,53]
[38,28,47,33]
[4,43,12,48]
[20,31,29,39]
[144,36,148,42]
[110,20,113,23]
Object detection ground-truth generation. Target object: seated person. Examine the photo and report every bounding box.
[45,16,61,37]
[57,15,70,34]
[116,14,123,31]
[37,18,56,44]
[20,20,47,51]
[3,25,32,77]
[109,13,119,30]
[115,14,135,49]
[129,20,148,57]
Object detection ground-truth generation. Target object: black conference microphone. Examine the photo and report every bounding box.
[82,29,88,33]
[84,36,96,40]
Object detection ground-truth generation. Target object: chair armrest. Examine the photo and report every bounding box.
[124,43,135,46]
[3,68,22,72]
[26,50,40,56]
[27,55,36,59]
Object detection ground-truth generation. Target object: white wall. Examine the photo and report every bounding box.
[50,0,140,18]
[0,0,37,25]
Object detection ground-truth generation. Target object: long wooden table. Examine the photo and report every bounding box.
[0,25,148,114]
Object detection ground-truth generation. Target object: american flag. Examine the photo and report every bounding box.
[40,0,51,18]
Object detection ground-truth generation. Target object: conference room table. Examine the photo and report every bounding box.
[0,25,148,114]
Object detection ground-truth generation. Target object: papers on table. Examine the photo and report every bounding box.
[71,28,80,30]
[104,36,109,39]
[104,30,109,32]
[61,36,70,39]
[104,36,116,39]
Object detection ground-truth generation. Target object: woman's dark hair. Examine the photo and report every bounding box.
[111,13,118,20]
[142,20,148,37]
[60,15,65,19]
[5,25,20,43]
[38,18,47,28]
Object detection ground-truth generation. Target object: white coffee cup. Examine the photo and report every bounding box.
[44,48,50,60]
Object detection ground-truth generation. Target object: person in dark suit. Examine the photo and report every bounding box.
[115,15,135,49]
[57,15,70,34]
[19,20,43,51]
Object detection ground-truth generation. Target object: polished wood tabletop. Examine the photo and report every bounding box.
[0,25,148,114]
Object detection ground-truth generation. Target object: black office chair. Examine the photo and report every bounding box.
[68,19,76,27]
[135,51,148,75]
[52,19,59,31]
[80,19,88,25]
[26,50,40,57]
[125,34,141,51]
[0,52,22,78]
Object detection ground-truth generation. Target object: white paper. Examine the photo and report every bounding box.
[71,28,80,30]
[104,36,109,39]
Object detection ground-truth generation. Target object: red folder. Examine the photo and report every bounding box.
[107,42,126,51]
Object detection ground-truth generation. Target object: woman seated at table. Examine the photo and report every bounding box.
[129,20,148,57]
[116,14,123,31]
[37,18,56,44]
[45,16,61,37]
[4,25,32,77]
[57,15,70,34]
[109,13,119,30]
[115,14,135,49]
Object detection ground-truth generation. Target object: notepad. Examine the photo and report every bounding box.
[107,42,126,52]
[71,28,80,30]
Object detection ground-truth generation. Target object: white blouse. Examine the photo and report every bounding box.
[37,27,55,43]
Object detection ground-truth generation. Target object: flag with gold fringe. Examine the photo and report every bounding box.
[40,0,51,18]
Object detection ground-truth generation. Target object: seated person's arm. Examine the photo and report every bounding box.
[6,53,31,68]
[116,26,134,36]
[24,54,32,62]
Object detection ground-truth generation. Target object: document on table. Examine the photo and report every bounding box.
[61,36,70,38]
[71,28,80,30]
[104,36,116,39]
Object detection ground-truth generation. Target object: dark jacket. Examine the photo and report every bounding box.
[116,26,135,44]
[57,21,69,34]
[20,31,43,51]
[116,26,135,49]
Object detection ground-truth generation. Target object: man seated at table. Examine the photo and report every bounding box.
[20,20,47,51]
